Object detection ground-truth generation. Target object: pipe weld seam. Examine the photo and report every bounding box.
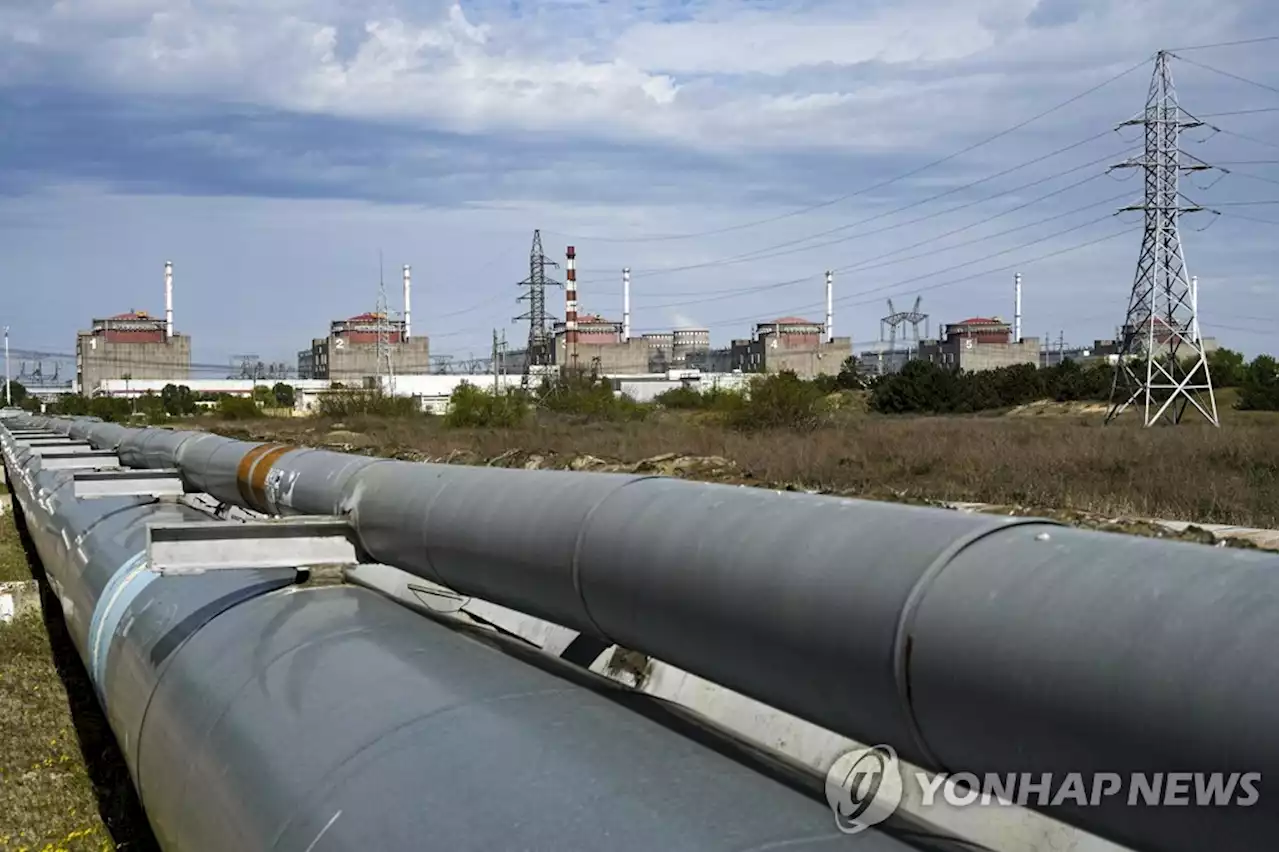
[568,475,667,642]
[890,517,1061,772]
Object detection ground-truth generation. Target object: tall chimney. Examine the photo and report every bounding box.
[565,246,578,367]
[824,270,834,343]
[164,260,174,340]
[622,267,631,342]
[402,264,412,340]
[1013,272,1023,343]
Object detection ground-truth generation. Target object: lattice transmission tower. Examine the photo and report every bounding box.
[1105,51,1217,427]
[515,229,561,385]
[376,251,396,395]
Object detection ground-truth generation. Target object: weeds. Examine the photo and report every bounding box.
[315,390,419,418]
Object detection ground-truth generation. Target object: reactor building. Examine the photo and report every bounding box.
[296,265,430,384]
[917,317,1041,371]
[75,261,191,394]
[296,312,430,383]
[724,316,852,380]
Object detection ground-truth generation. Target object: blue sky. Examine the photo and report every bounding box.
[1,0,1276,373]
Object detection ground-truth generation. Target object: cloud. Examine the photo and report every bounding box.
[0,0,1274,366]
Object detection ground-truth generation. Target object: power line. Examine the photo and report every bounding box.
[552,58,1152,244]
[642,213,1124,314]
[1211,127,1280,149]
[1217,210,1279,225]
[839,192,1134,277]
[1222,170,1279,186]
[1171,54,1279,93]
[631,227,1139,334]
[1166,36,1279,52]
[585,134,1126,284]
[1199,108,1279,118]
[649,192,1130,311]
[634,168,1125,299]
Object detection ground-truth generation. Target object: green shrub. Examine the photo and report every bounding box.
[729,371,826,431]
[539,374,651,421]
[870,359,1114,414]
[135,393,170,424]
[444,382,529,428]
[1237,355,1278,411]
[160,384,198,416]
[216,395,261,420]
[85,397,132,422]
[48,393,90,416]
[315,390,418,418]
[272,382,296,408]
[654,384,746,415]
[653,385,706,409]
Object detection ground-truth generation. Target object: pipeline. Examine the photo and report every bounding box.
[1,415,927,852]
[17,415,1280,852]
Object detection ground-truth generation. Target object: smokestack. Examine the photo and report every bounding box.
[824,270,834,343]
[622,267,631,342]
[403,264,412,340]
[566,247,578,366]
[164,260,174,340]
[1013,272,1023,343]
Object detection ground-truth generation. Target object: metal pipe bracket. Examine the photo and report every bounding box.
[147,517,364,576]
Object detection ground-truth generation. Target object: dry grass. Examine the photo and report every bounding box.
[0,486,156,852]
[209,407,1280,529]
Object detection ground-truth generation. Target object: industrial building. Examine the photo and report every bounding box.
[917,317,1041,371]
[552,314,650,374]
[297,312,430,383]
[726,317,852,380]
[75,261,191,394]
[857,348,915,377]
[297,265,429,384]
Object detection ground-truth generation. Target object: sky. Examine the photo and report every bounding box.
[1,0,1276,376]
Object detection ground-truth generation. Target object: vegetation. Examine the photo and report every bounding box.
[444,382,528,428]
[315,389,418,418]
[1236,355,1278,412]
[870,359,1113,414]
[271,382,296,409]
[215,395,261,420]
[1,486,154,851]
[1,379,27,407]
[160,384,199,417]
[811,355,868,393]
[653,384,745,414]
[537,374,648,422]
[728,371,827,431]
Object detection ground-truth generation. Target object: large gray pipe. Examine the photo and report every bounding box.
[2,417,924,852]
[29,416,1280,852]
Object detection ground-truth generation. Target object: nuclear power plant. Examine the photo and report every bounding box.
[74,261,191,394]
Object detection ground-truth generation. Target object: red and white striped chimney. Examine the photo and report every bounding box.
[565,246,578,367]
